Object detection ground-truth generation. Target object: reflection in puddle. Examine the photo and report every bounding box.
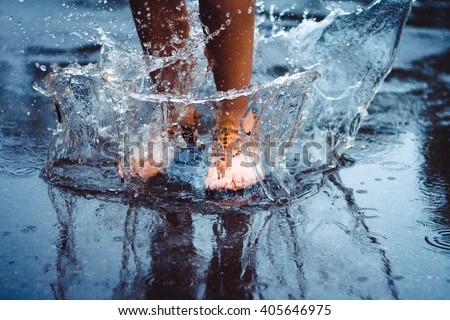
[48,171,399,299]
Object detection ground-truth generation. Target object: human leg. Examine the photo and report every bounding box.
[128,0,199,180]
[130,0,191,92]
[199,0,261,190]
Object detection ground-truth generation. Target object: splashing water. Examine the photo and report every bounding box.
[34,0,413,201]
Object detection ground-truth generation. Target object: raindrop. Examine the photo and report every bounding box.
[360,208,381,219]
[381,161,409,171]
[248,6,253,14]
[22,226,37,233]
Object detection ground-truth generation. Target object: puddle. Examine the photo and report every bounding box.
[1,0,450,300]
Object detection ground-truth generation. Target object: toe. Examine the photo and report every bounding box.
[231,168,244,190]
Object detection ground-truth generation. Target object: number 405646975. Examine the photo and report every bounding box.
[259,304,331,316]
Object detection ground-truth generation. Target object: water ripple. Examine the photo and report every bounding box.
[425,229,450,253]
[7,166,40,177]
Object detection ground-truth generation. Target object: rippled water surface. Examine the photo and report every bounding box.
[1,0,450,299]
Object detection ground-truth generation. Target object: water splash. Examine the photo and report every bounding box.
[35,0,413,201]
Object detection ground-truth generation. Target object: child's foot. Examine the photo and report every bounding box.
[168,105,201,144]
[204,119,264,191]
[119,105,200,182]
[120,125,171,182]
[119,152,165,181]
[204,153,264,191]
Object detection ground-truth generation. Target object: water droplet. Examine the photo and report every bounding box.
[248,6,253,14]
[26,112,30,116]
[360,208,380,219]
[357,276,368,282]
[237,9,241,14]
[18,0,24,3]
[381,161,409,171]
[225,12,231,18]
[22,226,37,233]
[40,64,47,72]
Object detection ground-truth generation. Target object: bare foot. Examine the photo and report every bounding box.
[205,153,264,191]
[204,117,264,191]
[118,104,201,182]
[118,123,171,181]
[169,104,201,144]
[119,153,163,181]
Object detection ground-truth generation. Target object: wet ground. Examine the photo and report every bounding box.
[1,0,450,299]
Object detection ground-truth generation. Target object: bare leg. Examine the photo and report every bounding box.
[199,0,255,125]
[200,0,262,190]
[128,0,199,180]
[130,0,200,126]
[130,0,190,93]
[129,1,261,188]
